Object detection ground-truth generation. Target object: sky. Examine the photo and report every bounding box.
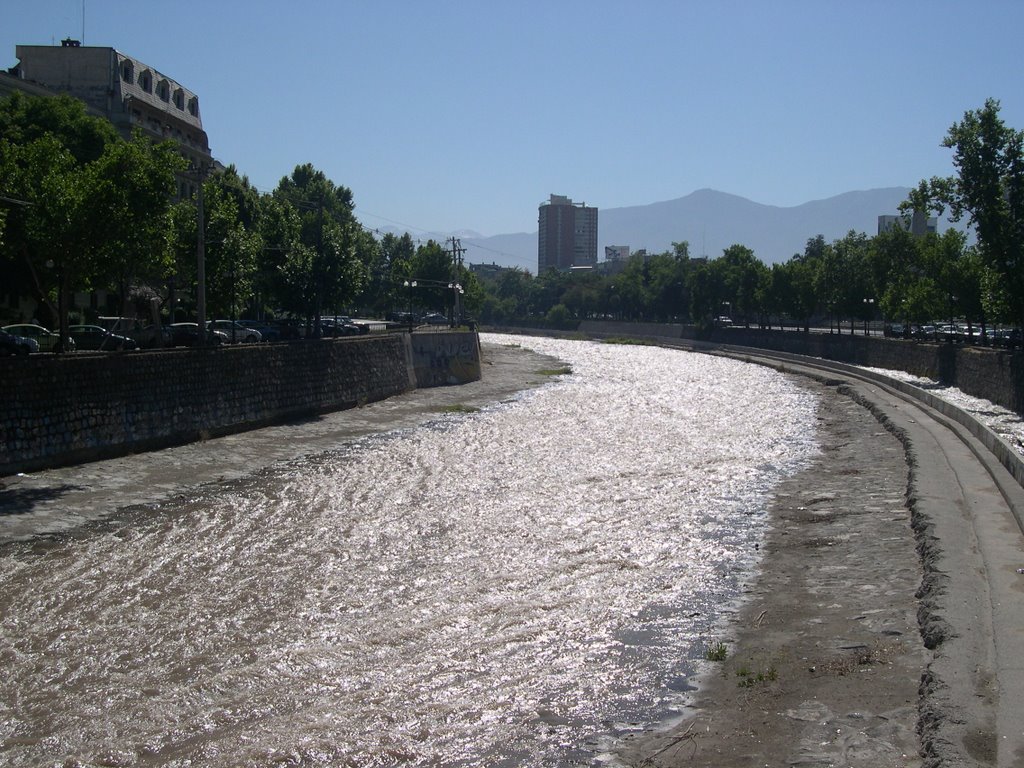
[3,1,1023,240]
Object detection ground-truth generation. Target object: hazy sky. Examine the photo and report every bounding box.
[4,1,1022,238]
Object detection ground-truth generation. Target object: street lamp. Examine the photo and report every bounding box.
[448,282,464,327]
[45,258,67,352]
[863,298,875,336]
[403,280,417,331]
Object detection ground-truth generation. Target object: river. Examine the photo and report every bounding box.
[0,334,820,766]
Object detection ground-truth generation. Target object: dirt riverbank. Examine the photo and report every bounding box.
[617,379,928,766]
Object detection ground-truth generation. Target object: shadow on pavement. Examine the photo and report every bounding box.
[0,484,84,517]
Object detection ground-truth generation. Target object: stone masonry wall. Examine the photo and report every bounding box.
[1,333,481,475]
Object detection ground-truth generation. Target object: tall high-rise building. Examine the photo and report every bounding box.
[538,194,598,273]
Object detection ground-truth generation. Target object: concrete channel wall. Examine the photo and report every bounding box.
[578,321,1024,414]
[0,331,480,475]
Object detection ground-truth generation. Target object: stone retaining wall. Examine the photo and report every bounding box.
[1,331,480,475]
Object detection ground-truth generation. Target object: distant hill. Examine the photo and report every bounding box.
[461,187,958,272]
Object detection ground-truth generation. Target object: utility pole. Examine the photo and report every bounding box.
[447,237,467,327]
[195,162,209,346]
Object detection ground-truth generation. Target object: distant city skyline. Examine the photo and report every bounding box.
[3,1,1022,238]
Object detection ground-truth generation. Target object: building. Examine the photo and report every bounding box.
[7,39,212,182]
[538,194,598,272]
[2,40,214,322]
[878,212,937,236]
[604,245,630,263]
[469,262,516,282]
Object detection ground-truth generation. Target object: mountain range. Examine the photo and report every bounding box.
[454,187,958,272]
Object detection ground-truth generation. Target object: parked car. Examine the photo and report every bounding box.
[98,316,171,348]
[68,324,138,351]
[208,319,262,343]
[238,320,281,342]
[992,328,1022,348]
[0,329,37,356]
[168,323,228,347]
[423,312,448,326]
[320,316,364,337]
[2,323,75,352]
[270,318,305,340]
[387,311,418,325]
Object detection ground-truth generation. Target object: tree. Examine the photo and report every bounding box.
[0,92,118,164]
[197,169,267,320]
[1,93,123,329]
[87,135,185,317]
[718,244,767,327]
[868,223,919,328]
[905,99,1024,327]
[273,164,367,330]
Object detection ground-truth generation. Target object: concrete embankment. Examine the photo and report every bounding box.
[0,331,480,476]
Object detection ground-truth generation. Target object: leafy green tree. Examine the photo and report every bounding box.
[357,231,415,315]
[86,135,185,316]
[905,99,1024,326]
[0,92,118,164]
[202,181,263,320]
[254,193,303,316]
[772,243,820,331]
[718,244,767,327]
[0,93,122,328]
[273,164,367,329]
[493,268,535,319]
[868,223,919,327]
[4,137,90,344]
[645,252,688,321]
[689,258,727,326]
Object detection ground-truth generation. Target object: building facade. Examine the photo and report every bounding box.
[8,39,211,179]
[878,212,937,236]
[538,194,598,273]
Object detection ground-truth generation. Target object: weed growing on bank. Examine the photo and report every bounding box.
[705,641,728,662]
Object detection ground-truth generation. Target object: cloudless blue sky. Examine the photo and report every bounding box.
[4,1,1022,238]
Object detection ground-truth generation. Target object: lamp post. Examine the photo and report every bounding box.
[448,282,463,327]
[184,160,212,346]
[863,298,875,336]
[403,280,417,331]
[45,259,67,353]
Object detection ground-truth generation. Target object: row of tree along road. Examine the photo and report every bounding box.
[2,93,1022,347]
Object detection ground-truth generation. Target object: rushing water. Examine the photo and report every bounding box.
[0,335,820,767]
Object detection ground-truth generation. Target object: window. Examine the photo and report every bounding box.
[157,79,170,102]
[173,88,184,109]
[187,96,199,117]
[120,60,134,84]
[139,70,152,92]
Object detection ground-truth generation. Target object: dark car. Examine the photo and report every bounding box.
[69,324,138,351]
[270,318,305,340]
[423,312,448,326]
[320,317,363,337]
[168,323,228,347]
[0,329,36,356]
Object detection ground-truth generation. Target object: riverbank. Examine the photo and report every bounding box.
[0,340,557,542]
[616,377,927,766]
